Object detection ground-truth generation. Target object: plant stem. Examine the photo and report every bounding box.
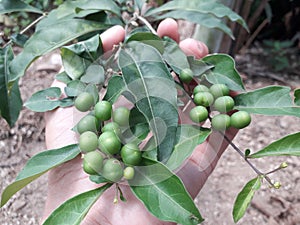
[222,133,275,187]
[3,13,47,48]
[134,13,158,35]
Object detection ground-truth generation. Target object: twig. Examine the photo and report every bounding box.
[222,132,275,187]
[3,13,47,48]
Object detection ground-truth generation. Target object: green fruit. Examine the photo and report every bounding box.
[209,84,230,98]
[94,101,112,121]
[194,91,214,107]
[101,122,122,138]
[213,96,235,113]
[79,131,98,153]
[82,151,104,175]
[230,111,251,129]
[74,92,94,112]
[121,143,142,166]
[189,106,208,123]
[211,114,231,131]
[193,84,209,95]
[112,106,130,127]
[179,68,194,83]
[98,131,121,155]
[123,166,135,180]
[102,158,123,182]
[77,115,99,134]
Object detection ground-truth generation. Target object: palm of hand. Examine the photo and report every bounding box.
[42,19,237,225]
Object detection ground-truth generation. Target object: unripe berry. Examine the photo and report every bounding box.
[211,114,231,131]
[82,151,104,175]
[179,68,193,83]
[193,84,209,95]
[102,158,123,182]
[79,131,98,153]
[230,111,251,129]
[74,92,94,112]
[194,91,214,107]
[189,106,208,123]
[94,101,112,121]
[209,83,230,98]
[213,96,235,113]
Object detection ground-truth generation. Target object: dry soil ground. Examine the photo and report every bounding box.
[1,47,300,225]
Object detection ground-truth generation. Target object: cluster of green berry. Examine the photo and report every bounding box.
[74,92,142,182]
[188,82,251,131]
[179,68,251,131]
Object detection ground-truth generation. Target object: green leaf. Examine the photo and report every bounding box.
[249,132,300,158]
[0,0,43,14]
[42,183,112,225]
[84,84,99,104]
[187,56,213,77]
[61,48,89,80]
[63,34,103,62]
[234,86,300,117]
[0,46,22,127]
[103,75,126,103]
[294,89,300,106]
[1,144,80,207]
[162,37,189,74]
[80,64,105,85]
[24,87,73,112]
[55,71,72,84]
[202,54,245,91]
[9,19,110,82]
[122,107,150,144]
[130,158,203,225]
[166,125,211,171]
[233,177,261,223]
[64,80,86,97]
[126,32,164,54]
[119,42,178,162]
[145,0,248,38]
[75,0,121,17]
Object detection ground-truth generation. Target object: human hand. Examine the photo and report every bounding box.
[43,18,237,225]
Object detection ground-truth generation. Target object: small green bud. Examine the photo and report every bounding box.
[280,162,288,169]
[273,181,281,189]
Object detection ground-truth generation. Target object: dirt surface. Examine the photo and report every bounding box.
[1,47,300,225]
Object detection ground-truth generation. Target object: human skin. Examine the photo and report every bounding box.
[43,18,237,225]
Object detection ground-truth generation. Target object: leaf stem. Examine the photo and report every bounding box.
[222,133,275,187]
[134,13,158,35]
[3,13,47,48]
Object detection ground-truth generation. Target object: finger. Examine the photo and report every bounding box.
[179,38,209,59]
[100,25,125,52]
[157,18,180,43]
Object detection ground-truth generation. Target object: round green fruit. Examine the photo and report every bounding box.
[79,131,98,153]
[77,115,99,134]
[112,106,130,127]
[98,131,121,155]
[230,111,251,129]
[94,101,112,121]
[102,158,123,182]
[101,122,122,138]
[74,92,94,112]
[194,91,214,107]
[179,68,194,83]
[211,114,231,131]
[82,151,104,175]
[209,84,230,98]
[121,143,142,166]
[193,84,209,95]
[123,166,135,180]
[213,96,235,113]
[189,106,208,123]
